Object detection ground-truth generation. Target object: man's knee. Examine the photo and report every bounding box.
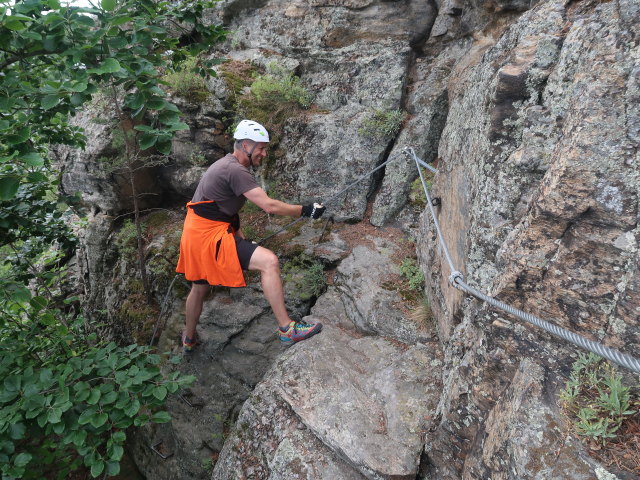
[249,247,280,273]
[190,283,210,299]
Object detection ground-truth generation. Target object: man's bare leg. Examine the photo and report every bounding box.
[184,283,210,339]
[248,246,292,328]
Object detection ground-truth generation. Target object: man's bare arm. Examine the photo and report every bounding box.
[243,187,302,217]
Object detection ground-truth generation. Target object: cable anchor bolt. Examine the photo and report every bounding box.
[448,271,464,289]
[431,197,441,207]
[150,440,173,459]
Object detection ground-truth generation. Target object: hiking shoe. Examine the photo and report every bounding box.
[181,331,200,353]
[278,320,323,345]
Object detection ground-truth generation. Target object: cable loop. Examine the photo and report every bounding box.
[448,271,464,288]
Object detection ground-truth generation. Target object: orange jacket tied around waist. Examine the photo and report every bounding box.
[175,201,245,287]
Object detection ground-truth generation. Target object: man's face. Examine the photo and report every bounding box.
[248,141,269,165]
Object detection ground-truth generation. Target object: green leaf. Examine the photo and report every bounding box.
[101,0,116,11]
[125,92,145,110]
[112,15,132,26]
[9,285,31,302]
[108,444,123,462]
[72,429,87,447]
[167,121,190,131]
[43,35,59,52]
[105,461,120,476]
[124,398,140,417]
[53,421,65,435]
[41,94,61,110]
[47,407,63,424]
[0,177,20,200]
[156,137,172,155]
[6,127,30,145]
[152,386,167,401]
[90,460,105,478]
[87,389,101,405]
[101,391,118,405]
[29,296,48,311]
[76,15,95,26]
[102,58,121,73]
[133,414,149,426]
[21,152,45,167]
[9,423,26,440]
[90,412,109,428]
[70,93,85,106]
[139,133,158,150]
[70,82,88,93]
[158,110,180,124]
[133,124,154,132]
[4,375,21,392]
[151,411,171,423]
[78,408,96,425]
[14,453,32,468]
[147,98,168,110]
[4,18,26,31]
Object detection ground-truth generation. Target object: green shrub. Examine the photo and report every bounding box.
[0,281,193,479]
[162,57,209,103]
[399,257,425,292]
[358,109,404,139]
[250,63,313,109]
[114,219,138,261]
[559,353,637,446]
[188,151,208,166]
[282,253,325,301]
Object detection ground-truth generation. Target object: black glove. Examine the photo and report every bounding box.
[301,202,326,219]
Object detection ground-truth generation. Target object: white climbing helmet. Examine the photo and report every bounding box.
[233,120,270,143]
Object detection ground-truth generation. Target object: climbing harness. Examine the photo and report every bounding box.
[405,147,640,374]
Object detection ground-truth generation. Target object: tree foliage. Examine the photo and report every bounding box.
[0,0,225,477]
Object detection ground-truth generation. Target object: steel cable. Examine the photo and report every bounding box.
[257,151,415,245]
[407,148,640,374]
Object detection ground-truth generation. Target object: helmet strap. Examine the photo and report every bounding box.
[242,141,259,171]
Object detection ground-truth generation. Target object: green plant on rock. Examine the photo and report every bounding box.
[114,219,139,261]
[559,353,637,446]
[162,56,210,103]
[189,151,209,166]
[358,109,404,139]
[250,63,313,108]
[408,169,435,207]
[228,62,313,172]
[399,257,425,292]
[282,253,325,302]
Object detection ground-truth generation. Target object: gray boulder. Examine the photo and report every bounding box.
[334,243,433,344]
[213,323,443,479]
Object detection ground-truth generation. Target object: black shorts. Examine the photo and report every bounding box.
[193,235,259,285]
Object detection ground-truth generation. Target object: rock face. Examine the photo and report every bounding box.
[334,242,433,344]
[417,0,640,478]
[61,0,640,477]
[212,323,443,479]
[212,0,436,221]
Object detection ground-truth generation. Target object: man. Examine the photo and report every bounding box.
[176,120,326,352]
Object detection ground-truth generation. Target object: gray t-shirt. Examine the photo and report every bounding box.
[192,154,259,216]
